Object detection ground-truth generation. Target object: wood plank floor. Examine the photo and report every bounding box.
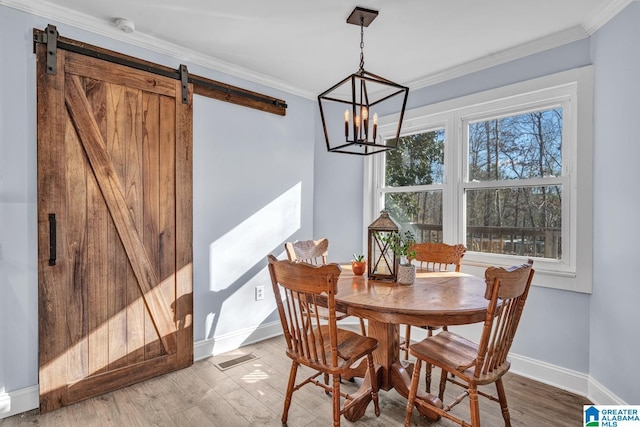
[1,333,591,426]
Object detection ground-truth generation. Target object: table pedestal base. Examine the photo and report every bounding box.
[391,361,442,420]
[343,360,441,422]
[343,364,381,422]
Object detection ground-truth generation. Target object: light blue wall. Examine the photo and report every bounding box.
[313,111,367,263]
[313,3,639,403]
[591,1,640,404]
[192,93,316,342]
[1,4,41,396]
[0,4,315,404]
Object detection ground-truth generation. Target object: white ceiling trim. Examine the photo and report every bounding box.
[583,0,633,34]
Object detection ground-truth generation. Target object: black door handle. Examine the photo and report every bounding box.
[48,213,56,266]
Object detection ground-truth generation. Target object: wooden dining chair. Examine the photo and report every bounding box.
[401,242,466,392]
[285,238,367,337]
[267,255,380,427]
[404,260,535,427]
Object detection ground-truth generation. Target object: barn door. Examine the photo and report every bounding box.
[36,43,193,412]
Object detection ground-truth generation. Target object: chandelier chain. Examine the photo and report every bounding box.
[359,17,365,71]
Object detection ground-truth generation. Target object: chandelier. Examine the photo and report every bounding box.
[318,7,409,155]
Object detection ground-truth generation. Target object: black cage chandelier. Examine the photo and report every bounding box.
[318,7,409,156]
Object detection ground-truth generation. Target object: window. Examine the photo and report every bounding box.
[383,129,445,243]
[366,67,593,293]
[464,108,564,260]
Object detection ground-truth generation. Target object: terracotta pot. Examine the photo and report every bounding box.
[351,261,367,276]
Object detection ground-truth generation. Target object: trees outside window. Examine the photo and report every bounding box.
[465,109,563,259]
[383,130,445,242]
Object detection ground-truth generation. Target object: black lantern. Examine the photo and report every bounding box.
[368,210,399,281]
[317,7,409,156]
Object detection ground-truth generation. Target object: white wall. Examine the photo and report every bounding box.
[591,1,640,404]
[0,4,316,418]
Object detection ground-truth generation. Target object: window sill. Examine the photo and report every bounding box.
[460,260,590,294]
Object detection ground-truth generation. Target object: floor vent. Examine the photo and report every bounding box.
[214,353,259,371]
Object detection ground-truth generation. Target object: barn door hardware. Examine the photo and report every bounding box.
[48,213,56,266]
[33,25,288,115]
[180,64,189,104]
[33,24,58,75]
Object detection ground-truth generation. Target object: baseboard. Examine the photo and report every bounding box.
[0,385,39,420]
[587,376,627,404]
[193,320,283,361]
[508,352,589,397]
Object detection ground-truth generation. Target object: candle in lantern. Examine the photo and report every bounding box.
[373,113,378,141]
[355,114,360,137]
[344,109,349,137]
[362,107,369,138]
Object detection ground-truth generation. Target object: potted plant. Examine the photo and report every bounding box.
[351,254,367,276]
[382,230,417,285]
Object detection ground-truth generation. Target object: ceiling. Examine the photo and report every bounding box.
[5,0,631,98]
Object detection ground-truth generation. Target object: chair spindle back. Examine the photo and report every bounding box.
[408,242,466,272]
[268,255,341,368]
[475,260,535,378]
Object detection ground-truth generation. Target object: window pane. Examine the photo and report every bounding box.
[466,186,562,259]
[384,191,443,243]
[385,130,445,186]
[468,109,562,181]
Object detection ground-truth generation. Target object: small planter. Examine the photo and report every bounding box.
[351,261,367,276]
[397,264,416,285]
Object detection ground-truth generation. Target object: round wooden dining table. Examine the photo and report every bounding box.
[336,265,490,422]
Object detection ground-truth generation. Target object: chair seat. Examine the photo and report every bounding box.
[411,331,476,369]
[332,327,379,364]
[287,326,378,372]
[410,329,511,386]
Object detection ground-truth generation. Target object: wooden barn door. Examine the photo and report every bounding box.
[36,44,193,412]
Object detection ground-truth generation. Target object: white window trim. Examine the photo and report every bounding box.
[364,66,593,293]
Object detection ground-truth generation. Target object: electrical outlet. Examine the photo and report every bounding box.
[255,285,265,301]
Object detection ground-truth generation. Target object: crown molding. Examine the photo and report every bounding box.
[403,0,634,91]
[407,25,589,91]
[583,0,633,34]
[0,0,315,99]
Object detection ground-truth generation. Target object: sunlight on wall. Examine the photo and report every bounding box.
[208,183,302,292]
